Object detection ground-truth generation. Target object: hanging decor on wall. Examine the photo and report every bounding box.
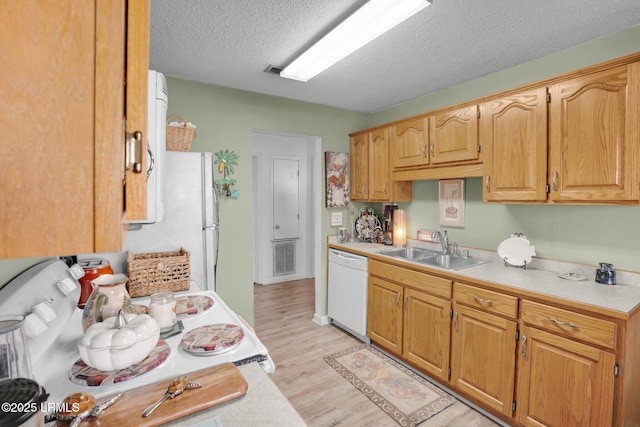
[439,179,465,227]
[325,152,350,207]
[214,149,239,198]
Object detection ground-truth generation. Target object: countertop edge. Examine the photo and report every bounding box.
[328,240,640,319]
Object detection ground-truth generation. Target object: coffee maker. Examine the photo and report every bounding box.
[383,205,398,245]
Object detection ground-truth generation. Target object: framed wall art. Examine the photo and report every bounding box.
[325,152,350,207]
[439,179,465,227]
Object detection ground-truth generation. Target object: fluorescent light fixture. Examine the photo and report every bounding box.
[280,0,431,82]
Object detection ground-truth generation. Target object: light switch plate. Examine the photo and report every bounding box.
[330,212,343,226]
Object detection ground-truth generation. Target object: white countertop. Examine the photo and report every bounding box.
[163,362,306,427]
[328,238,640,318]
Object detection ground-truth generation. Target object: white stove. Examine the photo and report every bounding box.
[0,260,273,406]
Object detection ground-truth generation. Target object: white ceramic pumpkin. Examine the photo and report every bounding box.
[78,310,160,371]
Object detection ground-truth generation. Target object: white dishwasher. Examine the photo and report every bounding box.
[328,249,370,343]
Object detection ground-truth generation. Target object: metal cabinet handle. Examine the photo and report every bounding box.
[422,144,427,158]
[472,296,493,305]
[552,171,558,191]
[485,176,490,192]
[430,142,435,157]
[404,295,409,311]
[125,131,143,173]
[384,181,388,195]
[549,317,578,329]
[396,292,401,309]
[363,183,367,193]
[521,335,527,357]
[453,311,458,331]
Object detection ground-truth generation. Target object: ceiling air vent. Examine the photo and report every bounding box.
[264,65,284,75]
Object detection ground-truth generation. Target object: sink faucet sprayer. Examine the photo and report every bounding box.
[431,230,448,254]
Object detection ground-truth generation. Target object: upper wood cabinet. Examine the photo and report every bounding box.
[548,63,639,202]
[350,132,369,200]
[429,105,480,165]
[350,129,411,202]
[483,62,640,204]
[391,116,430,169]
[0,1,149,259]
[481,88,548,202]
[369,128,393,201]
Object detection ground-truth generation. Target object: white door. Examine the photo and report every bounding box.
[273,157,299,240]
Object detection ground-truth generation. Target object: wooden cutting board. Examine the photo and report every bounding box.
[64,363,248,426]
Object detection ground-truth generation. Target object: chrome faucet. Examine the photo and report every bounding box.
[431,230,448,254]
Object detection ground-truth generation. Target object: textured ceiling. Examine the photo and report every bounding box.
[150,0,640,114]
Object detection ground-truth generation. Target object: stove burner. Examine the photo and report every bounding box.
[0,378,48,426]
[69,340,170,387]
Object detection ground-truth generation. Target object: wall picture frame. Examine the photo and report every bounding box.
[439,179,465,227]
[325,152,350,207]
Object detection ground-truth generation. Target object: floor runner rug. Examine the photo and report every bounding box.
[324,344,456,427]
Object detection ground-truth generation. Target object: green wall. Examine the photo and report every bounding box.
[164,81,368,323]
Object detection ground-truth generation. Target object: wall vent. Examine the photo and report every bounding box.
[274,240,295,276]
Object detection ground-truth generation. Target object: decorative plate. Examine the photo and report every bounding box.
[175,295,214,319]
[497,234,536,267]
[69,340,170,386]
[354,207,382,241]
[180,324,244,356]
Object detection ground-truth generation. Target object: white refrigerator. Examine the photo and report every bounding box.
[121,151,219,290]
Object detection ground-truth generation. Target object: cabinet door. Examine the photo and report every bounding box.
[0,2,97,258]
[429,105,479,164]
[368,127,391,201]
[123,0,150,222]
[0,1,148,259]
[450,303,517,417]
[482,88,548,202]
[548,64,639,202]
[516,325,615,427]
[391,117,430,169]
[350,133,369,200]
[403,288,451,381]
[368,277,403,356]
[95,0,149,252]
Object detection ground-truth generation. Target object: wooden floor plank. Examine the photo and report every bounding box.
[254,279,501,427]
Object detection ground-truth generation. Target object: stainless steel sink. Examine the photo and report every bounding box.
[417,254,489,271]
[377,248,439,260]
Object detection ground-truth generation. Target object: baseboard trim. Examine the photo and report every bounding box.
[313,313,330,326]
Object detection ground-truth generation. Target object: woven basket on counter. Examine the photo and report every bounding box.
[166,115,195,151]
[127,248,191,297]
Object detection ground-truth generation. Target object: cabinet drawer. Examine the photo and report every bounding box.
[453,282,518,319]
[369,260,451,299]
[520,300,617,350]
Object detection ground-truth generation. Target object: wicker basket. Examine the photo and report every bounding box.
[166,115,195,151]
[126,248,191,297]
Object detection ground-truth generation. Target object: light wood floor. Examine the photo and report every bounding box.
[254,279,502,427]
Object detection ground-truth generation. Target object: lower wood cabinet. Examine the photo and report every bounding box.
[450,283,518,417]
[403,288,451,381]
[516,299,617,427]
[368,260,451,382]
[363,256,638,427]
[368,276,403,355]
[516,325,615,427]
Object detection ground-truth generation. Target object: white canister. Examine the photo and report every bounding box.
[148,291,177,332]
